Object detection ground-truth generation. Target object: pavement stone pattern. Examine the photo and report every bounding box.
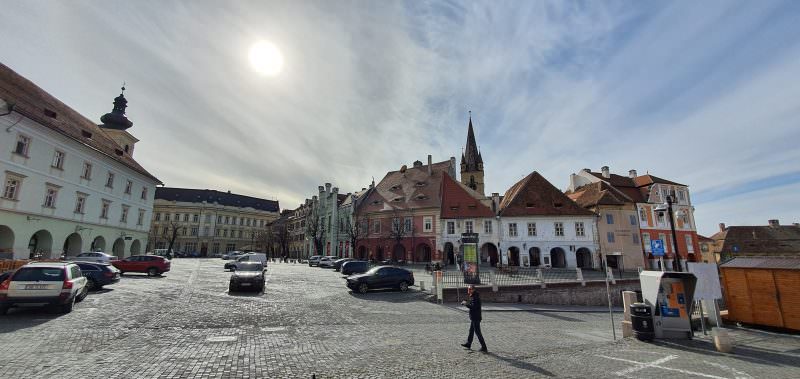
[1,259,798,378]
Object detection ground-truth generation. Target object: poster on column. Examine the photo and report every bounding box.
[461,233,480,284]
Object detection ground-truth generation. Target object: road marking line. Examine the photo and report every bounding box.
[596,354,729,379]
[702,361,753,379]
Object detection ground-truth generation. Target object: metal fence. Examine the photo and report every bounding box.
[431,267,640,289]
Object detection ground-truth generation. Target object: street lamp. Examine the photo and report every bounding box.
[655,194,681,272]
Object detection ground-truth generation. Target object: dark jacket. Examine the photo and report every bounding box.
[465,291,482,321]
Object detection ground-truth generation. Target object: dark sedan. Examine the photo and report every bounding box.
[341,261,369,275]
[332,258,354,271]
[229,262,265,292]
[346,266,414,294]
[75,262,120,290]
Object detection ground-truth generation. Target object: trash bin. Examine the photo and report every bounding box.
[630,303,654,341]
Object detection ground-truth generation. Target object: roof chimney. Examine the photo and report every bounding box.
[428,154,432,176]
[601,166,610,178]
[793,223,799,227]
[719,223,726,232]
[318,186,325,193]
[332,187,338,194]
[581,168,590,173]
[768,219,780,227]
[629,169,637,178]
[325,183,332,192]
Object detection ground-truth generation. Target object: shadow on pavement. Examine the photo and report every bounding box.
[227,290,264,297]
[484,352,555,377]
[347,289,427,303]
[532,311,586,322]
[653,338,800,369]
[120,274,165,279]
[0,306,66,333]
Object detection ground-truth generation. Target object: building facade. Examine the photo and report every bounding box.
[711,220,800,262]
[0,63,161,260]
[149,188,279,256]
[439,173,499,266]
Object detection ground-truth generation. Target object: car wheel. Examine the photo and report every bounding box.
[119,271,124,276]
[358,283,369,294]
[77,286,88,302]
[147,267,159,276]
[399,281,409,292]
[86,278,97,291]
[61,296,75,313]
[0,305,8,315]
[229,285,236,292]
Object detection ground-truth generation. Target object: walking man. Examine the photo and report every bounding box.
[461,285,488,352]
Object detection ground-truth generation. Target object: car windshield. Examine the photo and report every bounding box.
[12,267,65,281]
[238,264,263,271]
[366,267,382,274]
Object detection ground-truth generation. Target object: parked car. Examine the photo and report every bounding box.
[0,262,88,314]
[112,255,171,276]
[0,271,13,283]
[308,255,322,267]
[222,251,247,260]
[224,253,268,271]
[341,261,370,275]
[332,258,354,271]
[228,262,265,292]
[73,252,117,263]
[75,262,120,290]
[318,256,339,268]
[152,249,173,257]
[346,266,414,294]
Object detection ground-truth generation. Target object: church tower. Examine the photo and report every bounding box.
[460,113,485,195]
[98,85,139,157]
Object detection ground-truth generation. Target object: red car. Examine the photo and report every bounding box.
[112,255,171,276]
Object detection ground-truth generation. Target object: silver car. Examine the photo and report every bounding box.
[318,256,339,268]
[308,255,322,267]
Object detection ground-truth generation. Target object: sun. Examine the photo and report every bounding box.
[248,41,284,76]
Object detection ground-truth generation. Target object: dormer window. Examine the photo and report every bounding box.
[392,197,403,202]
[415,181,426,187]
[525,203,534,208]
[390,185,401,191]
[81,130,93,139]
[416,194,428,200]
[371,200,381,205]
[553,202,563,208]
[450,206,458,211]
[43,109,57,118]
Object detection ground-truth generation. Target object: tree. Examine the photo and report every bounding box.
[165,220,181,259]
[344,214,368,259]
[386,209,414,261]
[305,214,326,256]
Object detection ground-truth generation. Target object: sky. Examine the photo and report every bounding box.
[1,0,799,236]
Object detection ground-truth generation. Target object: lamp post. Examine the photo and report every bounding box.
[655,194,682,272]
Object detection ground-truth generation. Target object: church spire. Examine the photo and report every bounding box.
[99,83,133,130]
[461,112,483,172]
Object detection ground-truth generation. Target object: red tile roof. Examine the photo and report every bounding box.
[0,63,161,184]
[440,173,494,218]
[499,172,595,217]
[358,160,453,213]
[711,225,800,256]
[565,181,634,208]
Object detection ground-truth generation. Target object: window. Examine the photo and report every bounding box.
[203,226,209,236]
[607,232,615,243]
[681,213,690,228]
[191,227,198,236]
[701,244,708,252]
[373,220,381,234]
[43,185,59,208]
[527,222,536,236]
[137,209,145,225]
[686,235,694,253]
[165,213,171,221]
[14,134,30,156]
[392,218,400,232]
[575,222,585,237]
[82,162,92,180]
[206,214,212,223]
[74,194,87,214]
[223,229,228,237]
[140,187,147,200]
[216,229,221,237]
[423,216,433,232]
[629,215,637,226]
[656,212,665,225]
[217,215,222,223]
[238,230,243,238]
[232,217,237,225]
[2,174,23,200]
[239,217,244,226]
[484,220,492,234]
[106,172,115,188]
[678,190,686,201]
[658,233,671,252]
[404,217,412,233]
[643,234,651,252]
[183,214,189,222]
[508,223,517,237]
[225,216,230,224]
[155,213,161,221]
[633,234,639,244]
[174,213,180,222]
[447,221,455,235]
[225,244,236,252]
[162,226,169,235]
[213,243,220,254]
[464,220,473,234]
[246,218,251,226]
[52,150,65,169]
[639,207,647,224]
[260,220,264,227]
[554,222,564,236]
[100,200,110,219]
[606,214,614,224]
[193,214,199,222]
[120,205,129,223]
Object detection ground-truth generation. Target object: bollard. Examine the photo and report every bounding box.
[712,328,733,353]
[621,291,638,338]
[420,281,425,291]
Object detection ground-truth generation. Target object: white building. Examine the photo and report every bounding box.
[0,63,161,260]
[497,172,599,269]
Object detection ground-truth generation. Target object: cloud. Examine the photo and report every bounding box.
[1,0,798,233]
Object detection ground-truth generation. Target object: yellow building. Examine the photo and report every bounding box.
[149,188,279,256]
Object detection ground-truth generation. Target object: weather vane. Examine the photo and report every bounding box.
[121,81,126,94]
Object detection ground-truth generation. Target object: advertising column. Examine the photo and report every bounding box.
[462,233,480,284]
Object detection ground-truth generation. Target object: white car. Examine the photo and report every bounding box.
[308,255,322,267]
[0,262,88,314]
[318,256,339,268]
[224,253,268,271]
[74,252,117,263]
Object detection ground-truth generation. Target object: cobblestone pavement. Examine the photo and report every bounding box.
[1,259,798,378]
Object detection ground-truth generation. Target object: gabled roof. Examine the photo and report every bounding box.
[710,225,800,256]
[155,187,279,212]
[0,63,161,184]
[500,172,595,217]
[565,181,634,208]
[633,174,685,187]
[697,234,715,243]
[359,160,453,213]
[440,173,494,219]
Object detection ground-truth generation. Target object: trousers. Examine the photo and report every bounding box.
[466,320,486,348]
